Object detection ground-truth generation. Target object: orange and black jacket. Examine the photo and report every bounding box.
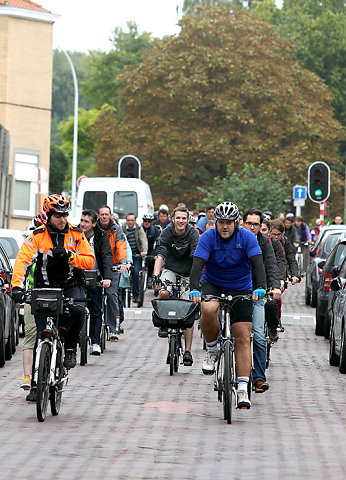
[97,218,127,265]
[12,222,95,289]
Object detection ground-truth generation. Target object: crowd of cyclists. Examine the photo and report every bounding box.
[11,193,342,409]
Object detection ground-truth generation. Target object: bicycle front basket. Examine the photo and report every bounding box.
[31,288,64,315]
[151,298,199,329]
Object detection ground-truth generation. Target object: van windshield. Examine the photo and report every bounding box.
[113,191,138,218]
[83,191,107,212]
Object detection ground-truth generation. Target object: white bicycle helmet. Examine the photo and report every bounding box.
[143,213,154,221]
[215,202,239,220]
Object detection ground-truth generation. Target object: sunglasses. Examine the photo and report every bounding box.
[52,212,69,219]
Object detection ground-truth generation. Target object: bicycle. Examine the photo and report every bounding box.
[137,254,156,308]
[152,277,199,376]
[29,287,88,422]
[295,241,309,277]
[202,293,253,424]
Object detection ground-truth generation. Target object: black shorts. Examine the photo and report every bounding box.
[201,281,253,324]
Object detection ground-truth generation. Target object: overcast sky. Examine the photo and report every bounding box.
[42,0,185,52]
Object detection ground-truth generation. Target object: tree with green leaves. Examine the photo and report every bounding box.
[183,0,234,15]
[92,7,343,210]
[49,144,69,194]
[196,163,291,215]
[51,50,90,144]
[81,22,155,111]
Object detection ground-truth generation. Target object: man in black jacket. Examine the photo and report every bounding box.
[243,209,282,393]
[80,209,113,355]
[152,206,200,366]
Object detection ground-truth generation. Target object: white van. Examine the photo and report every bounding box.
[71,177,154,225]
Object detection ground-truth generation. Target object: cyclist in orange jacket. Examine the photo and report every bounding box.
[12,194,95,370]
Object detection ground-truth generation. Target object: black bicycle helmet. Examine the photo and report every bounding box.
[214,202,239,221]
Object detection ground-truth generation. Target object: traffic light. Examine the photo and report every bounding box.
[118,155,141,179]
[308,162,330,203]
[282,199,295,214]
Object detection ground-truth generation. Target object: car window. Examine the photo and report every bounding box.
[0,237,19,260]
[321,233,344,258]
[113,191,138,219]
[83,191,107,212]
[334,244,346,268]
[339,258,346,279]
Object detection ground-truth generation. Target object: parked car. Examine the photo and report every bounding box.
[305,226,346,307]
[329,258,346,373]
[0,228,26,268]
[0,243,19,367]
[315,238,346,337]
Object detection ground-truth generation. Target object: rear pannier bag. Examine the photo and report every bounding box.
[151,298,200,329]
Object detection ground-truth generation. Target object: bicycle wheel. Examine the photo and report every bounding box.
[137,270,147,308]
[174,334,181,373]
[50,345,64,416]
[79,317,88,366]
[36,343,51,422]
[169,335,176,376]
[223,340,233,424]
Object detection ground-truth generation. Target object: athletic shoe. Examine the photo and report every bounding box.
[183,350,193,366]
[109,332,118,342]
[21,375,31,390]
[64,349,77,369]
[269,329,279,342]
[255,379,269,393]
[202,350,218,375]
[237,390,251,409]
[91,344,101,356]
[26,389,37,403]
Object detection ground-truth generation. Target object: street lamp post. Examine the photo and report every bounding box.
[62,50,78,217]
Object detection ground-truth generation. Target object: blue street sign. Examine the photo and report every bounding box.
[293,185,307,200]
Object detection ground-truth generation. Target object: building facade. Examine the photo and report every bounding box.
[0,1,58,229]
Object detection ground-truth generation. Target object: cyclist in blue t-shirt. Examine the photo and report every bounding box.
[189,201,266,409]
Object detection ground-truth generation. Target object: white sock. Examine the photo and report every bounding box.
[206,339,218,352]
[237,377,249,392]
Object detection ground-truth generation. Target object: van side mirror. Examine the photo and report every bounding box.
[309,249,316,258]
[330,277,342,292]
[318,260,326,270]
[5,272,12,284]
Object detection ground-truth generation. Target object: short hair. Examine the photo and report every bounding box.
[98,205,111,214]
[295,216,303,222]
[126,212,136,219]
[206,206,215,212]
[262,218,271,229]
[243,208,263,223]
[204,220,216,230]
[172,206,189,218]
[82,208,97,223]
[271,219,284,233]
[158,209,169,216]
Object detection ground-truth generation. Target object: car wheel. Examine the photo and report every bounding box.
[315,305,324,336]
[311,287,317,308]
[305,286,311,306]
[323,311,330,340]
[0,322,5,368]
[4,327,12,361]
[339,324,346,374]
[329,321,339,366]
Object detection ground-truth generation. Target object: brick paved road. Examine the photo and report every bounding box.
[0,279,345,480]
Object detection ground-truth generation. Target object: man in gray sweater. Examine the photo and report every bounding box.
[153,206,200,366]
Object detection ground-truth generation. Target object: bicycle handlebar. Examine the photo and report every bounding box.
[201,293,253,303]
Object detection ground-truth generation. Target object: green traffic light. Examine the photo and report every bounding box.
[314,189,322,197]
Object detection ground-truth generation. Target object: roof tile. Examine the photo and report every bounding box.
[0,1,50,13]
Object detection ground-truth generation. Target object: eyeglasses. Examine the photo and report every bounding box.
[245,221,260,228]
[143,220,152,223]
[52,212,69,219]
[270,231,283,238]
